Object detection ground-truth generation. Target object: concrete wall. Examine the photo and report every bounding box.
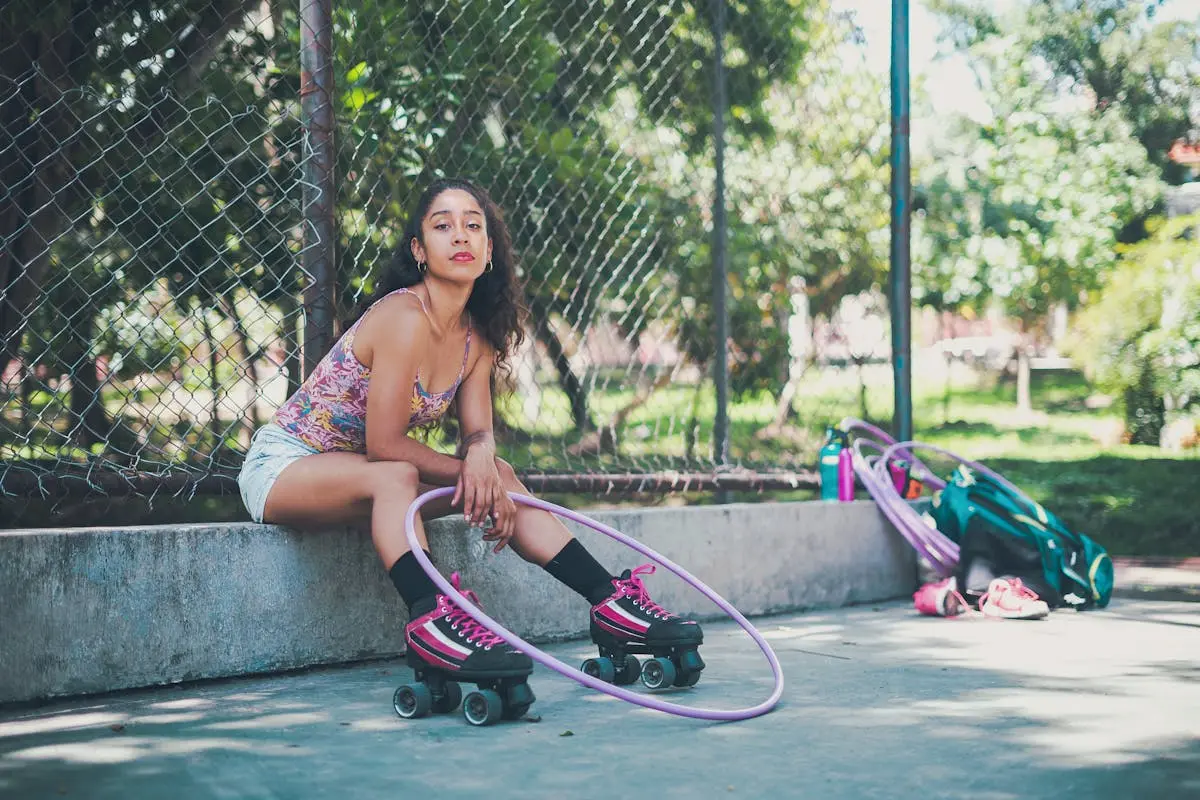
[0,500,916,704]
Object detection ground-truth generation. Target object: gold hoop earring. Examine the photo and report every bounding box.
[417,261,427,273]
[485,259,494,273]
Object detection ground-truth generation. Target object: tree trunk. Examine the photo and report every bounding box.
[67,344,108,451]
[218,293,262,443]
[771,377,800,430]
[568,372,673,456]
[530,301,591,433]
[684,382,704,462]
[1,0,261,375]
[19,358,34,436]
[856,356,870,420]
[942,314,953,424]
[770,286,812,430]
[276,293,303,397]
[1125,361,1165,446]
[200,308,223,452]
[1016,347,1032,413]
[59,291,109,450]
[0,26,75,373]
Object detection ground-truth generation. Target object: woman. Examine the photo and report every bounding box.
[238,178,702,689]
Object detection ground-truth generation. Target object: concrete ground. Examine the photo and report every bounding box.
[1,594,1197,800]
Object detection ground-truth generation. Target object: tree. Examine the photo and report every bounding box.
[914,18,1163,409]
[1069,213,1200,443]
[0,0,266,377]
[606,2,889,414]
[327,0,815,438]
[929,0,1200,185]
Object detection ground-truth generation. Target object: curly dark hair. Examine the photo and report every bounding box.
[350,178,528,384]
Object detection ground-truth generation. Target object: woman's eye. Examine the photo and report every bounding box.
[435,224,449,230]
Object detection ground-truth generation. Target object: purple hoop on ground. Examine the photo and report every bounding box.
[404,486,784,721]
[839,418,1038,577]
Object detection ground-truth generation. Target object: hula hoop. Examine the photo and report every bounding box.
[403,486,784,721]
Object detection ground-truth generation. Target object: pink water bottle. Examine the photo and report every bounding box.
[888,460,908,495]
[837,445,855,501]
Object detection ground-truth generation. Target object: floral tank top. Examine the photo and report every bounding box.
[274,288,472,453]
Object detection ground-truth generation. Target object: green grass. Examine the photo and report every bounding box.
[912,371,1199,557]
[4,368,1197,557]
[980,455,1200,557]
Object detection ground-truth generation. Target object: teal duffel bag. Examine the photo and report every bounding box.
[929,465,1113,610]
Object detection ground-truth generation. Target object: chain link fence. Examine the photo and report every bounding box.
[2,0,899,525]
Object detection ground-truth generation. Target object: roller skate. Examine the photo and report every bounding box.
[582,564,705,690]
[393,572,535,726]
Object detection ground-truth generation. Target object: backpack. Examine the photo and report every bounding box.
[928,465,1113,610]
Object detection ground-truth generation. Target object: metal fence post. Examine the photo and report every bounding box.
[711,0,730,491]
[889,0,913,442]
[300,0,336,378]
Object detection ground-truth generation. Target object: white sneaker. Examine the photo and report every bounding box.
[979,578,1050,620]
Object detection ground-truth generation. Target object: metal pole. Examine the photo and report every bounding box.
[711,0,730,494]
[300,0,336,378]
[889,0,913,443]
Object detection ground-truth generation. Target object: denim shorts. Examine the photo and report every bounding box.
[238,423,320,523]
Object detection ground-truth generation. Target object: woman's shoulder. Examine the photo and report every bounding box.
[364,289,430,329]
[464,322,495,372]
[354,291,433,359]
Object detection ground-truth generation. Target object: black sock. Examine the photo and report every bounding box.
[389,550,439,613]
[544,539,615,605]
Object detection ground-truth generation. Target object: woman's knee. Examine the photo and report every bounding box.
[496,457,528,493]
[370,460,421,498]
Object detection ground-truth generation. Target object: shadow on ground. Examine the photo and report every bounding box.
[1,600,1197,799]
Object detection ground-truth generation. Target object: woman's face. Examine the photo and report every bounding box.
[411,189,493,282]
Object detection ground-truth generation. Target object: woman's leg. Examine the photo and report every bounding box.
[267,453,607,606]
[411,464,612,604]
[263,453,427,569]
[413,465,578,567]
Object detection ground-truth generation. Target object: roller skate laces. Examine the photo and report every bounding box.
[405,572,528,673]
[912,576,970,618]
[978,577,1050,620]
[396,572,536,726]
[591,564,701,644]
[585,564,705,689]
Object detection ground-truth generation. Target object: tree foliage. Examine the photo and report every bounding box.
[915,2,1165,327]
[929,0,1200,184]
[1069,213,1200,441]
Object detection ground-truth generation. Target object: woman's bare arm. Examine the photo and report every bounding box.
[360,297,461,485]
[455,337,497,458]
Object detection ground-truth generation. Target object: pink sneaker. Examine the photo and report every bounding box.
[978,578,1050,620]
[913,576,970,617]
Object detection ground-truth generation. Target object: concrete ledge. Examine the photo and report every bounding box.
[0,500,916,704]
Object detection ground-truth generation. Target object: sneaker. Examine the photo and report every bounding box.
[405,573,533,677]
[590,565,703,646]
[978,578,1050,620]
[913,576,970,617]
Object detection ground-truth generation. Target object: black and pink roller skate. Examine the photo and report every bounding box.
[582,564,705,690]
[393,573,535,726]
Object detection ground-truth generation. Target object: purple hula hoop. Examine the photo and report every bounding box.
[404,486,784,721]
[840,418,1036,578]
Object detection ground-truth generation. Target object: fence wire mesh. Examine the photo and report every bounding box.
[2,0,897,524]
[326,0,895,486]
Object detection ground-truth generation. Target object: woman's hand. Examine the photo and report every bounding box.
[453,441,516,552]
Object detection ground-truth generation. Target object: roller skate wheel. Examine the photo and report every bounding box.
[502,681,536,720]
[581,657,616,684]
[462,689,504,726]
[640,657,677,690]
[617,654,641,686]
[432,680,462,714]
[679,648,705,674]
[393,684,433,719]
[674,669,702,688]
